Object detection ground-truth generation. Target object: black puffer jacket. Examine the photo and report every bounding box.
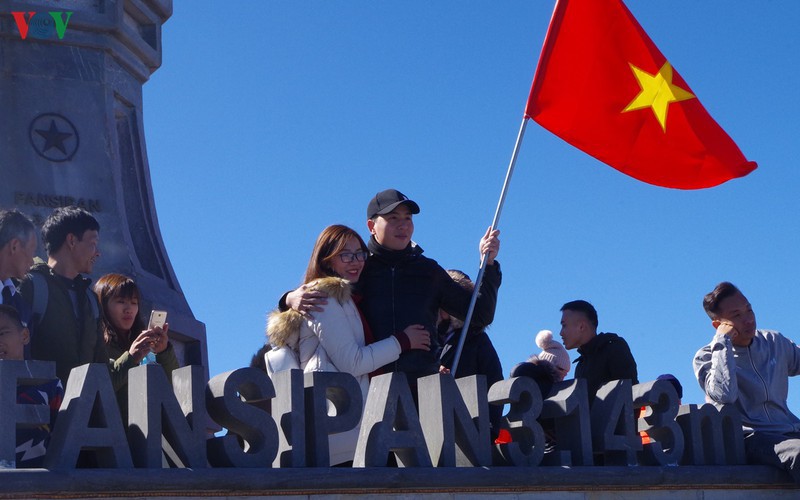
[356,237,501,386]
[574,332,638,403]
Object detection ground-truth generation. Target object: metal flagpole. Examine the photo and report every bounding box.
[451,117,529,377]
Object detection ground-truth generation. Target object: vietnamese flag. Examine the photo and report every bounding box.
[525,0,757,189]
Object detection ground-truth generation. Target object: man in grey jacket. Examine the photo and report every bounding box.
[694,281,800,482]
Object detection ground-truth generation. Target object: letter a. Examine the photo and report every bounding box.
[49,11,73,40]
[11,12,36,40]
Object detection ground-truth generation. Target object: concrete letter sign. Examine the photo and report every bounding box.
[128,364,206,468]
[540,378,593,466]
[303,371,362,467]
[488,377,546,467]
[418,374,491,467]
[591,379,641,465]
[353,372,431,467]
[0,360,56,466]
[206,368,278,467]
[677,403,745,465]
[271,369,306,467]
[45,363,132,469]
[632,379,684,465]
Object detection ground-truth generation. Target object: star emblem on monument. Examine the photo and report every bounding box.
[36,120,73,154]
[622,61,695,132]
[28,113,80,162]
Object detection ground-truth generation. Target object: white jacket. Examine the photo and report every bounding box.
[299,289,400,395]
[268,277,401,397]
[266,277,402,464]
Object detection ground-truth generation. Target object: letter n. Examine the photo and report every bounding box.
[418,373,491,466]
[44,363,133,468]
[11,12,35,40]
[127,365,207,468]
[353,372,432,467]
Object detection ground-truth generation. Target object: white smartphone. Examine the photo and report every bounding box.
[148,310,167,329]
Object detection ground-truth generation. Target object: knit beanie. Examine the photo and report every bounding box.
[535,330,571,377]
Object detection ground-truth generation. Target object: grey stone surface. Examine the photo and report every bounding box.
[0,360,55,465]
[677,403,745,465]
[127,364,206,468]
[702,491,799,500]
[353,372,432,467]
[488,376,545,466]
[591,379,641,465]
[454,375,491,465]
[0,465,795,498]
[540,378,593,466]
[632,379,684,466]
[0,0,207,374]
[44,363,132,469]
[271,369,307,468]
[206,368,278,468]
[418,374,491,467]
[303,371,362,467]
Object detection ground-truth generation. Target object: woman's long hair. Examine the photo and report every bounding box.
[94,273,146,349]
[303,225,367,284]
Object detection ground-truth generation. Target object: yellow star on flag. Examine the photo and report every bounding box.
[622,61,695,132]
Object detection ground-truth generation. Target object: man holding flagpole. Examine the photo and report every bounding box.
[287,0,759,383]
[285,189,501,394]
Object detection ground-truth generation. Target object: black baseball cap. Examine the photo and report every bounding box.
[367,189,420,219]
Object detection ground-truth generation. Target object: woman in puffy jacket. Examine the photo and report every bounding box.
[265,224,429,465]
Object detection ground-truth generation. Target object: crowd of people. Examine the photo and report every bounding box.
[0,207,174,467]
[2,190,800,481]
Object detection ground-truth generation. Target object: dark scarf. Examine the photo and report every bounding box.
[367,236,422,265]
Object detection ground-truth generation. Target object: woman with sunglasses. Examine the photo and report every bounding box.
[266,224,430,465]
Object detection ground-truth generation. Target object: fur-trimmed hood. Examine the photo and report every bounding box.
[266,277,352,348]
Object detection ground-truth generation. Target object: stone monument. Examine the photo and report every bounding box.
[0,1,207,371]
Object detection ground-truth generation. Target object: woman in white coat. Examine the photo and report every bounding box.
[266,224,430,465]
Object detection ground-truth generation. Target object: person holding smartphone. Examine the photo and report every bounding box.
[94,273,179,420]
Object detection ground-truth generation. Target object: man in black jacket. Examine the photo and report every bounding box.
[287,189,502,391]
[559,299,638,404]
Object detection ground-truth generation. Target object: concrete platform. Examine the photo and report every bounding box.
[0,466,796,499]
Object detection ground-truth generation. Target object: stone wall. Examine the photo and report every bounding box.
[0,466,796,499]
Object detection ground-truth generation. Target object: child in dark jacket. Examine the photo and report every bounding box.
[437,270,503,440]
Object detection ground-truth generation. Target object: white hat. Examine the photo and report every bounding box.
[535,330,571,378]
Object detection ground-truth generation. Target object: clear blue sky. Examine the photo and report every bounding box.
[142,1,800,411]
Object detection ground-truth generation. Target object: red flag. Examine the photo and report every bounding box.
[525,0,757,189]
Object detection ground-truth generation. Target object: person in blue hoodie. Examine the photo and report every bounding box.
[694,281,800,483]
